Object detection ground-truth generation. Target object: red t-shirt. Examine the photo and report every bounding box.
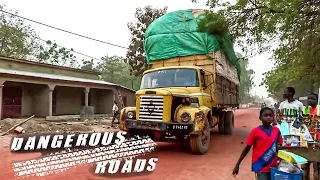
[246,126,283,173]
[310,106,316,115]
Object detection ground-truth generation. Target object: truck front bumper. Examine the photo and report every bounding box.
[124,119,194,133]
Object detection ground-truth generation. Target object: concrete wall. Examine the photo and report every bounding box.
[91,89,114,114]
[116,88,136,107]
[31,85,49,117]
[52,86,116,115]
[3,82,48,117]
[0,57,100,80]
[55,86,82,115]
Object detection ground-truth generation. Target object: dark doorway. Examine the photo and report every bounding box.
[2,86,22,118]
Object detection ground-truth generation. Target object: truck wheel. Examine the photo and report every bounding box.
[224,111,234,135]
[218,111,226,134]
[190,118,210,155]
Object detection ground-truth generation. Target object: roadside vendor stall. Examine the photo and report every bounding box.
[274,105,320,179]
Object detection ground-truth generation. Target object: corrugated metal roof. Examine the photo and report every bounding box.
[0,68,136,92]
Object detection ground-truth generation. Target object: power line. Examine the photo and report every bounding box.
[37,38,103,62]
[0,9,129,49]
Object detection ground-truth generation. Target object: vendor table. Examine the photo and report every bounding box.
[279,146,320,162]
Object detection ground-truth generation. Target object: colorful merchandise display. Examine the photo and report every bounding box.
[276,106,320,147]
[272,106,320,179]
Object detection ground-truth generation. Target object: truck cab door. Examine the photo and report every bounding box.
[206,74,216,106]
[200,70,212,108]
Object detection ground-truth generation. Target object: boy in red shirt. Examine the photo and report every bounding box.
[233,107,283,180]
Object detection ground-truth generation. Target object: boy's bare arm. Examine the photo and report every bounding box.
[235,145,251,166]
[233,145,251,176]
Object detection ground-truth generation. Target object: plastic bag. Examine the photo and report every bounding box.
[278,160,301,173]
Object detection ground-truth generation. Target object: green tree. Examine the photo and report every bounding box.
[0,5,39,58]
[81,59,97,71]
[126,6,167,76]
[0,5,80,67]
[97,56,141,90]
[238,54,255,103]
[36,40,79,67]
[193,0,320,98]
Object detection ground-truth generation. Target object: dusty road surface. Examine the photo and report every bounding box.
[0,108,261,180]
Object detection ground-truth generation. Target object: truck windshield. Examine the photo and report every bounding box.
[140,69,199,89]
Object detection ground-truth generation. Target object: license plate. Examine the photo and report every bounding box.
[169,124,190,130]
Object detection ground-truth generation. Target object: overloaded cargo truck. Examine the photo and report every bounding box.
[119,9,240,155]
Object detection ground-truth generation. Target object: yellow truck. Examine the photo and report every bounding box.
[119,9,240,155]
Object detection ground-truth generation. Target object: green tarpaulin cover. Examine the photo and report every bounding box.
[144,9,241,76]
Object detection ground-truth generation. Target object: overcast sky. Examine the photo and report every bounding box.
[2,0,275,99]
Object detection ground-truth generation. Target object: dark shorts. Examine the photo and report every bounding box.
[113,111,119,117]
[255,172,271,180]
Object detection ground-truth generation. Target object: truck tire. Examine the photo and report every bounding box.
[190,118,210,155]
[224,111,234,135]
[218,111,226,134]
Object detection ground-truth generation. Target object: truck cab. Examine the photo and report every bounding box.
[137,66,214,125]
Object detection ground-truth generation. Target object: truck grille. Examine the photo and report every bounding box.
[139,95,163,121]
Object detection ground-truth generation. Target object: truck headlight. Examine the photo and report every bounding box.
[127,111,135,119]
[181,112,191,122]
[190,97,200,108]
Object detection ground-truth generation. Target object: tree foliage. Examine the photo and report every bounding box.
[194,0,320,98]
[97,56,128,84]
[238,53,255,103]
[36,40,78,67]
[126,6,167,76]
[97,56,141,90]
[81,59,97,71]
[0,5,39,58]
[81,56,142,90]
[0,5,79,67]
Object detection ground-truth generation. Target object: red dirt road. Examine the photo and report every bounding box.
[0,108,261,180]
